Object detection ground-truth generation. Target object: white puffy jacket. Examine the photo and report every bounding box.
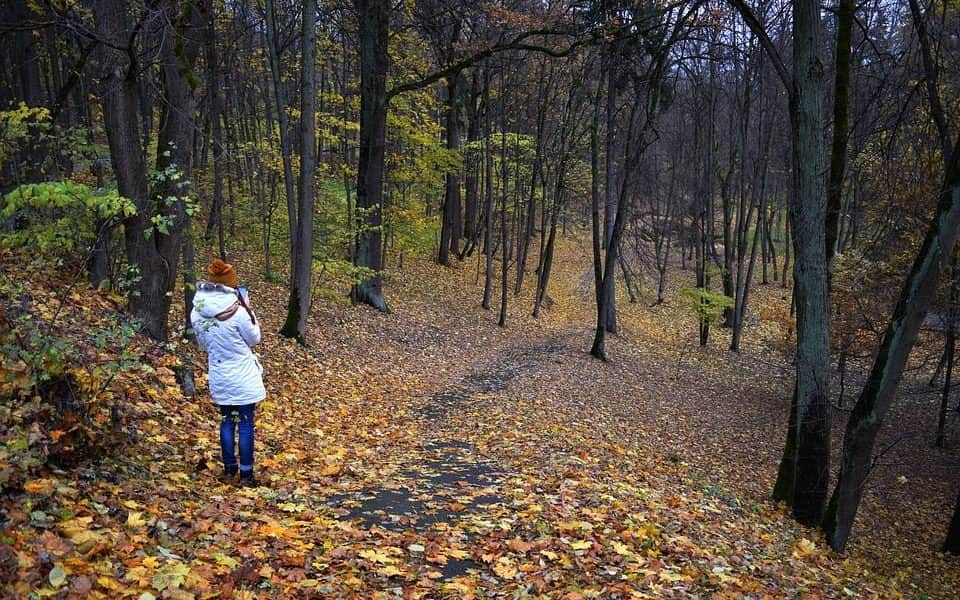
[190,282,266,406]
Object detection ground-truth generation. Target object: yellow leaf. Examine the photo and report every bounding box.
[127,511,146,528]
[321,462,343,477]
[211,553,238,568]
[612,541,635,557]
[360,548,397,565]
[492,559,518,580]
[97,576,122,590]
[658,570,689,583]
[793,537,818,559]
[377,565,405,578]
[568,539,592,551]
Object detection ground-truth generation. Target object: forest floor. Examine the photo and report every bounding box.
[3,236,959,599]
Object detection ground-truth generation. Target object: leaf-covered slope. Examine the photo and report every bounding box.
[1,241,956,598]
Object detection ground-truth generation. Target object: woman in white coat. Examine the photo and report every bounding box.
[191,259,266,486]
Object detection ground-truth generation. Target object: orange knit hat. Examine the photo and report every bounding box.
[207,258,239,288]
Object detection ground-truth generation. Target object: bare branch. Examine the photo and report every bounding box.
[725,0,790,90]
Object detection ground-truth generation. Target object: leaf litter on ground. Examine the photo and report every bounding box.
[1,237,958,598]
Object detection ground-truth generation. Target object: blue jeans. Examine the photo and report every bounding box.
[219,404,255,473]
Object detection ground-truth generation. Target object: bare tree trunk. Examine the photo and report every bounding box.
[351,0,390,312]
[945,491,960,554]
[787,0,831,527]
[936,306,956,448]
[280,0,317,341]
[602,64,618,334]
[264,0,297,269]
[439,76,461,265]
[825,0,855,282]
[203,6,226,259]
[482,73,494,310]
[498,71,510,328]
[463,72,481,249]
[96,0,202,341]
[822,0,960,550]
[824,132,960,550]
[589,73,604,354]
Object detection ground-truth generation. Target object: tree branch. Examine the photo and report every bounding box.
[725,0,790,90]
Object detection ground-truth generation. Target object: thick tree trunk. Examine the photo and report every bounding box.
[788,0,831,526]
[351,0,390,312]
[945,491,960,554]
[438,77,461,265]
[95,0,202,341]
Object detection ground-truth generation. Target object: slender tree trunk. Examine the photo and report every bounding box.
[823,133,960,551]
[280,0,317,341]
[534,164,565,318]
[203,7,226,259]
[464,74,481,247]
[264,0,297,269]
[825,0,854,281]
[721,168,735,328]
[482,74,494,310]
[593,98,641,359]
[590,74,605,357]
[781,213,790,288]
[937,312,955,448]
[603,64,618,334]
[498,72,509,328]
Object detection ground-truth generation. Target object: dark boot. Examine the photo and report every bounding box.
[239,470,259,487]
[221,465,238,483]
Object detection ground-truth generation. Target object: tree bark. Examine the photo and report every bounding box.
[945,490,960,554]
[351,0,390,312]
[825,0,854,278]
[95,0,202,341]
[264,0,297,272]
[482,73,494,310]
[823,133,960,551]
[788,0,831,526]
[203,5,227,259]
[602,62,618,334]
[439,76,462,265]
[280,0,317,341]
